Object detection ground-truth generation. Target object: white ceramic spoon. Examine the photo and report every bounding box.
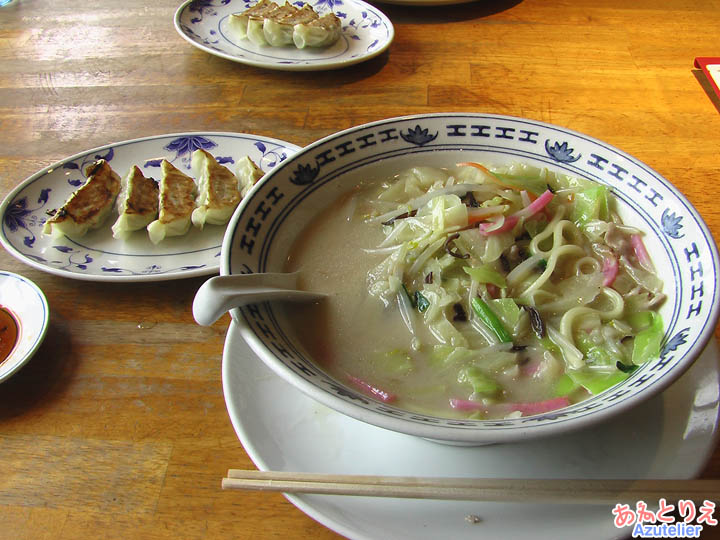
[193,272,325,326]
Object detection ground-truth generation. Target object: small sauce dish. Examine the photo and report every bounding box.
[0,271,49,383]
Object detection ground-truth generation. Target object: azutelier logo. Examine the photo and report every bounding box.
[612,499,717,538]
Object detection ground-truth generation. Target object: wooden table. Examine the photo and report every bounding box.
[1,1,719,538]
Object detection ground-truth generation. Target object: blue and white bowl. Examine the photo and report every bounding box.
[0,271,49,383]
[221,113,720,445]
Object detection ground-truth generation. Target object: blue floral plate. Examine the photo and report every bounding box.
[174,0,394,71]
[0,132,300,282]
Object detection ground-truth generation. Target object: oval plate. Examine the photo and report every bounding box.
[174,0,394,71]
[0,132,300,282]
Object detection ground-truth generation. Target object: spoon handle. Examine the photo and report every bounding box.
[192,273,324,326]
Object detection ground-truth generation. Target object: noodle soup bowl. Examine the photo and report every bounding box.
[219,113,720,445]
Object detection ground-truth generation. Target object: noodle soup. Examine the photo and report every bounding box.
[284,162,665,420]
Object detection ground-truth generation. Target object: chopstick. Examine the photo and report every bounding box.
[222,470,720,504]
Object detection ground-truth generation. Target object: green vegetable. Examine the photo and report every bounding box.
[492,173,547,195]
[373,349,413,377]
[552,374,578,397]
[575,334,616,367]
[573,185,609,225]
[487,298,521,330]
[430,345,475,367]
[539,336,561,355]
[415,291,430,312]
[471,297,513,343]
[402,283,415,306]
[631,312,664,365]
[463,265,507,288]
[402,283,431,313]
[567,369,629,395]
[459,366,500,395]
[616,361,639,373]
[584,346,616,366]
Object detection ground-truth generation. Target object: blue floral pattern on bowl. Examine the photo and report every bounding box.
[0,132,300,282]
[174,0,394,71]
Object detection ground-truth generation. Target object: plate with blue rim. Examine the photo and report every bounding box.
[0,132,301,282]
[173,0,394,71]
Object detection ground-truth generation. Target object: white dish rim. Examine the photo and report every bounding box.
[173,0,395,72]
[0,271,49,383]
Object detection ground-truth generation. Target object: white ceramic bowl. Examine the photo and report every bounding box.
[220,113,720,445]
[0,271,49,383]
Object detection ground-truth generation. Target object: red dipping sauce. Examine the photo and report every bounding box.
[0,306,19,365]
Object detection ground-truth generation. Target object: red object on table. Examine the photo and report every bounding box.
[695,57,720,102]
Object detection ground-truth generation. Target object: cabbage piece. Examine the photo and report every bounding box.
[463,265,507,288]
[552,373,578,397]
[572,185,610,225]
[459,366,501,395]
[629,311,664,365]
[430,345,475,367]
[367,242,409,305]
[566,369,629,395]
[472,351,518,373]
[429,317,468,347]
[491,172,547,195]
[372,349,413,377]
[487,298,522,332]
[415,194,468,235]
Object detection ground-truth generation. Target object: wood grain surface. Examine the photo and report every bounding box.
[1,0,719,538]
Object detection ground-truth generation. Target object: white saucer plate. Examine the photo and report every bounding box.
[223,321,720,539]
[174,0,394,71]
[0,271,49,383]
[0,132,300,282]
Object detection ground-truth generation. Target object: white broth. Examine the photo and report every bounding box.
[284,163,665,420]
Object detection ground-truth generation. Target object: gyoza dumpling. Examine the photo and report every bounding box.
[247,1,286,46]
[42,159,121,239]
[228,0,276,41]
[236,155,264,197]
[111,166,159,240]
[263,3,317,47]
[146,160,197,244]
[293,12,342,49]
[191,149,242,229]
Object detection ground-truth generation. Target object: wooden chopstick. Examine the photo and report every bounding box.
[222,470,720,504]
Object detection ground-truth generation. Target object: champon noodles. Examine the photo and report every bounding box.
[284,162,666,420]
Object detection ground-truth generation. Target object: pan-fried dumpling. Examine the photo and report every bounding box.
[111,166,159,240]
[147,160,197,244]
[263,3,318,47]
[191,149,242,229]
[293,13,341,49]
[247,1,289,46]
[230,0,338,50]
[43,159,121,239]
[236,155,264,197]
[260,3,298,46]
[228,0,276,41]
